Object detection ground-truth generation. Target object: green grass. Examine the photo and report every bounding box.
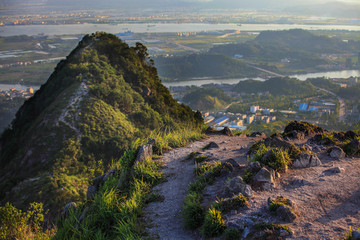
[201,207,226,237]
[213,194,248,213]
[268,196,291,213]
[55,127,203,239]
[250,144,292,172]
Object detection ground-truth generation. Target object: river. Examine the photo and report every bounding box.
[1,23,360,36]
[163,70,360,87]
[0,70,358,90]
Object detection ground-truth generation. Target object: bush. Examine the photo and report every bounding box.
[182,192,204,230]
[268,196,291,213]
[213,194,248,213]
[201,207,226,237]
[0,202,54,240]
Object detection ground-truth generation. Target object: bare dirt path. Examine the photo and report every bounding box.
[143,137,213,240]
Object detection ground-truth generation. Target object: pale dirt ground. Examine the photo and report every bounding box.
[143,134,360,240]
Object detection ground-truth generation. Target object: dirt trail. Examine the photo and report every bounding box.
[143,137,213,240]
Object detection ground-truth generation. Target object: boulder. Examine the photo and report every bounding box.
[251,167,275,191]
[207,141,219,149]
[292,152,322,168]
[205,126,233,136]
[246,161,262,174]
[276,205,297,222]
[286,130,305,140]
[224,176,253,198]
[329,146,345,159]
[224,158,240,169]
[222,127,233,136]
[321,167,344,176]
[86,185,97,201]
[135,139,154,163]
[283,121,323,136]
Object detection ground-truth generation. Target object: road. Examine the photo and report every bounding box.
[317,87,346,122]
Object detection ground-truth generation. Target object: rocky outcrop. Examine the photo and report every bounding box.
[276,204,297,222]
[251,167,275,191]
[343,139,360,156]
[205,126,233,136]
[292,152,322,168]
[283,121,323,136]
[224,176,253,198]
[330,146,345,159]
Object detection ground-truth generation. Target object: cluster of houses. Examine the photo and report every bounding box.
[297,100,336,115]
[0,88,34,99]
[202,105,277,130]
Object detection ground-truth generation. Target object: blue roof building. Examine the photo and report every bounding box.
[299,103,308,111]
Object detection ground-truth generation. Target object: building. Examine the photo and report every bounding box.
[250,106,260,113]
[262,109,274,115]
[299,103,308,111]
[213,116,229,127]
[247,115,255,124]
[204,116,215,124]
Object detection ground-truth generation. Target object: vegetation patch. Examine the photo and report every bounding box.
[0,202,55,240]
[201,207,226,237]
[213,194,248,213]
[194,155,209,164]
[268,196,292,213]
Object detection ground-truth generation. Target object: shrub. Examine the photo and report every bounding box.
[0,202,54,240]
[182,192,204,230]
[194,155,209,164]
[268,196,291,213]
[201,207,226,237]
[213,194,248,213]
[256,148,291,172]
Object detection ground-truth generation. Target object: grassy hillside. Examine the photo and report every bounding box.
[154,53,258,80]
[233,77,316,96]
[0,32,203,219]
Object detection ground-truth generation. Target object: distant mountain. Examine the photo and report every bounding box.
[253,29,356,54]
[0,33,202,217]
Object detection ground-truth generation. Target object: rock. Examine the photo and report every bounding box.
[279,229,291,237]
[251,167,275,191]
[263,136,294,152]
[207,141,219,149]
[86,185,97,201]
[246,161,262,174]
[224,158,240,169]
[352,230,360,240]
[205,126,233,136]
[283,121,323,136]
[287,130,305,140]
[276,204,297,222]
[63,202,77,218]
[329,146,345,159]
[222,127,233,136]
[321,167,344,176]
[135,139,154,163]
[249,132,266,138]
[292,152,322,168]
[224,176,253,198]
[92,175,104,188]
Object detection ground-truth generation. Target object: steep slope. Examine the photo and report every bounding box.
[0,32,202,217]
